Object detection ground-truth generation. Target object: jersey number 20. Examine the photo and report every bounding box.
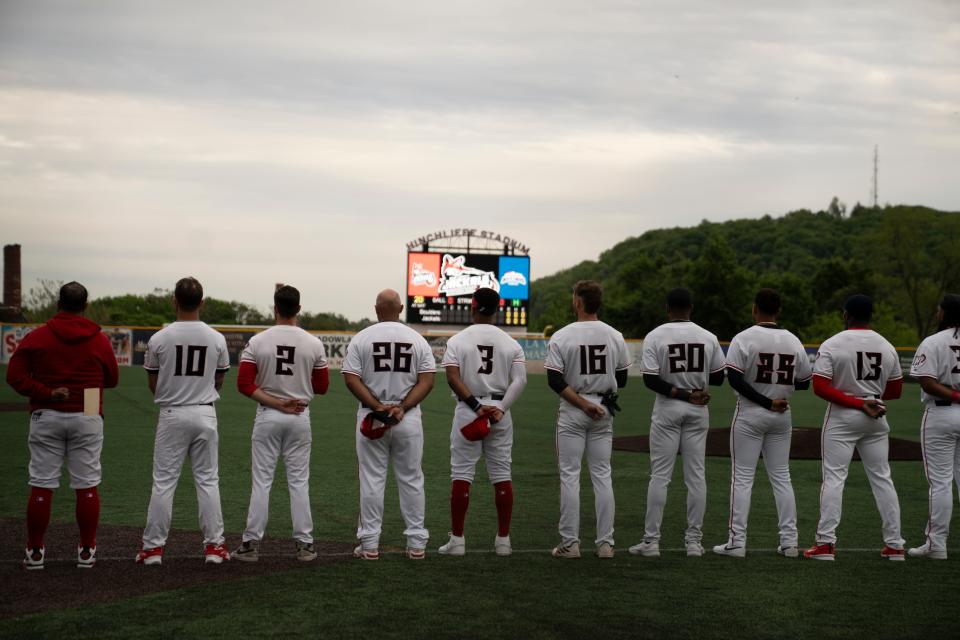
[667,343,704,373]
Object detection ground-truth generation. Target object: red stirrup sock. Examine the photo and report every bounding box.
[26,487,54,549]
[451,480,471,537]
[494,481,513,537]
[76,487,100,548]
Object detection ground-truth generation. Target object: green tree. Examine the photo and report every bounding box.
[686,235,753,338]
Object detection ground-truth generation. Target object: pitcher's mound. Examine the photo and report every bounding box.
[613,427,922,461]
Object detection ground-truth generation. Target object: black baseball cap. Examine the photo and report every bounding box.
[473,288,500,316]
[844,294,874,323]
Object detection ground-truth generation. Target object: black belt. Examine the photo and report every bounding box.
[465,394,504,402]
[935,400,955,407]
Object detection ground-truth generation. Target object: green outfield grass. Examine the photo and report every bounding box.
[0,365,957,639]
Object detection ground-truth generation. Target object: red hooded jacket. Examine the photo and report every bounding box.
[6,313,119,414]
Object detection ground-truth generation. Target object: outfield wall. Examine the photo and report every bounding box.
[1,323,919,375]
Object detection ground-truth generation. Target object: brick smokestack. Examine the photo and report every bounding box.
[4,244,22,309]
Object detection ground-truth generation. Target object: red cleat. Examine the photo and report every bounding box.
[803,543,835,561]
[204,544,231,564]
[880,546,906,561]
[136,546,164,566]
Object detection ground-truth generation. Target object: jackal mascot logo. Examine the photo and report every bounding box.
[439,254,500,297]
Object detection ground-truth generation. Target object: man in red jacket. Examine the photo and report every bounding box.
[6,282,119,570]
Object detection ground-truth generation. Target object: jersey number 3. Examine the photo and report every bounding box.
[372,342,413,373]
[477,345,494,375]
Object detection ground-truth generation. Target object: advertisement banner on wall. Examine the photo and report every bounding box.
[2,325,37,364]
[218,330,259,366]
[312,332,354,369]
[102,327,133,366]
[132,329,157,366]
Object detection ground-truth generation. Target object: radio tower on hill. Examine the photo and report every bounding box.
[871,144,879,208]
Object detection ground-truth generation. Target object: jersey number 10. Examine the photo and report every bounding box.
[174,345,207,377]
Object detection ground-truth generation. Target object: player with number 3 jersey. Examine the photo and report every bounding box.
[631,288,725,558]
[342,289,436,560]
[712,289,812,559]
[907,294,960,560]
[804,294,905,561]
[545,281,631,559]
[137,278,231,566]
[438,288,527,557]
[232,285,329,563]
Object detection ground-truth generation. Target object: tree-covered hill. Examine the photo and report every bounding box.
[530,203,960,345]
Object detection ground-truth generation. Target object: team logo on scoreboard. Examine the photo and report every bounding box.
[499,270,527,287]
[438,254,500,296]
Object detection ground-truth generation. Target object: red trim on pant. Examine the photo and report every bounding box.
[76,486,100,548]
[494,481,513,537]
[450,480,471,537]
[26,487,53,549]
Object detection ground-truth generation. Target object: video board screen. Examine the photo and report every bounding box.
[406,252,530,326]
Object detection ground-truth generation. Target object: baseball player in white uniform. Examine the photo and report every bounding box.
[545,280,630,559]
[804,294,905,561]
[712,289,812,558]
[136,278,231,566]
[342,289,436,560]
[631,288,725,558]
[232,285,329,563]
[437,288,527,557]
[907,294,960,560]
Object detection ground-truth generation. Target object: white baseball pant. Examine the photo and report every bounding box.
[450,399,513,484]
[919,405,960,552]
[556,394,615,547]
[816,405,904,547]
[724,401,798,548]
[644,397,709,544]
[355,406,428,551]
[242,405,314,544]
[28,410,103,489]
[142,405,225,548]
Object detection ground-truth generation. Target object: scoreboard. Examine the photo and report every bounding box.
[406,252,530,327]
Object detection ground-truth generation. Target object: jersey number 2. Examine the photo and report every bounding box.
[276,346,296,376]
[951,345,960,374]
[372,342,413,373]
[174,345,207,377]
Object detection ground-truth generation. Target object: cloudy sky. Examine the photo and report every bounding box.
[1,0,958,320]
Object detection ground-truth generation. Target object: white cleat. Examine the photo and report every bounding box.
[712,544,746,558]
[686,542,705,557]
[596,542,614,559]
[551,542,581,559]
[777,545,799,558]
[628,540,660,557]
[494,535,512,557]
[907,542,947,560]
[438,534,466,557]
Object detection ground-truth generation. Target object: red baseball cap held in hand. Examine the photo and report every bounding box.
[459,415,491,441]
[360,411,398,440]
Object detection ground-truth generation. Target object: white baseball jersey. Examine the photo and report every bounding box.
[726,325,812,402]
[641,321,724,390]
[342,321,436,403]
[442,324,525,397]
[910,328,960,405]
[144,321,230,406]
[813,329,902,397]
[544,321,630,395]
[240,325,328,401]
